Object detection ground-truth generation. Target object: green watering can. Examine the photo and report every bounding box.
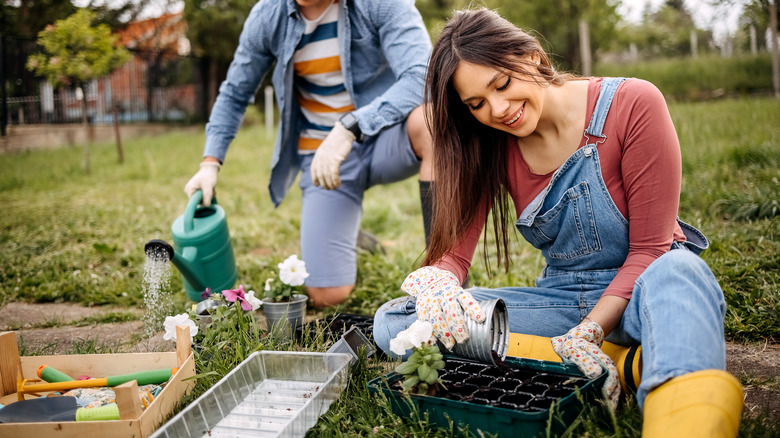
[145,190,237,302]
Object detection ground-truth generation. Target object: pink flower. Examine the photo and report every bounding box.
[223,285,253,311]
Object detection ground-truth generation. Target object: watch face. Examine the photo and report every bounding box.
[340,113,361,137]
[341,113,357,127]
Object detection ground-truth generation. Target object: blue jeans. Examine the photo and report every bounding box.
[373,248,727,407]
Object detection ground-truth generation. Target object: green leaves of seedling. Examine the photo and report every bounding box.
[395,343,446,395]
[395,360,418,375]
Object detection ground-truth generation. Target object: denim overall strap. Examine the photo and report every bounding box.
[516,77,627,228]
[585,77,627,142]
[516,77,630,275]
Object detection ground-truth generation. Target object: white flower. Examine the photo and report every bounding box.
[264,277,274,291]
[389,320,434,356]
[245,290,263,311]
[278,254,309,286]
[163,313,198,342]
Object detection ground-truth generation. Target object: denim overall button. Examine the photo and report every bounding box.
[583,147,594,157]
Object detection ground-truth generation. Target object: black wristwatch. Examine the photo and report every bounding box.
[339,112,362,140]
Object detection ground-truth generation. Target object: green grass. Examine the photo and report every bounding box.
[1,95,779,436]
[595,54,776,101]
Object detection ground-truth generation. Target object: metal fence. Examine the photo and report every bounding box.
[1,35,210,135]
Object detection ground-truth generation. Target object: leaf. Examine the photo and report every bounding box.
[407,351,421,363]
[401,375,419,391]
[417,364,431,383]
[395,361,418,375]
[424,369,438,385]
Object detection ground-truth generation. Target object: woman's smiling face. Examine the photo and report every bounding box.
[452,60,545,138]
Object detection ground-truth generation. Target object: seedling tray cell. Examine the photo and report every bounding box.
[367,357,606,438]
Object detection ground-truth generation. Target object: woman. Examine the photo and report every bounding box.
[373,8,742,437]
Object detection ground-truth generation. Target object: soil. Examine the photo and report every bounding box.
[1,302,778,418]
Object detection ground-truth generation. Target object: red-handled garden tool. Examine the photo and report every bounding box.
[17,367,178,400]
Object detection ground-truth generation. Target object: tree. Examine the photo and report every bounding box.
[26,9,131,173]
[483,0,619,72]
[183,0,257,113]
[0,0,76,39]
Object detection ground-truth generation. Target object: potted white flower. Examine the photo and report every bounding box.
[261,254,309,332]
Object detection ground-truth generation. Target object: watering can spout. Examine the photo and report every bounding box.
[144,239,209,292]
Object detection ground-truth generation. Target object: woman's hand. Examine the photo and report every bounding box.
[401,266,485,350]
[551,320,620,409]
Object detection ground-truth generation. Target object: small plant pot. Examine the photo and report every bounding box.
[451,298,509,365]
[262,294,308,334]
[194,298,221,331]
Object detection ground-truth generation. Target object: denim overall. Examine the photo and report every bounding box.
[373,78,727,407]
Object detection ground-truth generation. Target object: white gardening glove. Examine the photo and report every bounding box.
[310,121,356,190]
[401,266,486,350]
[551,320,620,410]
[184,161,220,206]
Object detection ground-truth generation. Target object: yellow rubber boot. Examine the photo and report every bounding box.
[642,369,744,438]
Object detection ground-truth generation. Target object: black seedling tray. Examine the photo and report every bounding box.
[368,356,607,437]
[297,313,383,356]
[433,358,591,410]
[297,313,374,340]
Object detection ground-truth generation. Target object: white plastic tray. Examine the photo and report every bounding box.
[151,351,351,438]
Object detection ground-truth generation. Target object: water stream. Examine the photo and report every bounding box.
[142,248,174,338]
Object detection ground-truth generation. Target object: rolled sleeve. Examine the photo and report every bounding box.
[351,0,431,136]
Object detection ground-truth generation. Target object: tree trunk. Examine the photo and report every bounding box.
[578,19,592,76]
[208,59,218,113]
[113,104,124,164]
[80,84,91,174]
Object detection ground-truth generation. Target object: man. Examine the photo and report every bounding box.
[185,0,434,307]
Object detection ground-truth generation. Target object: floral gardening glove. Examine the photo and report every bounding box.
[551,320,620,409]
[401,266,486,350]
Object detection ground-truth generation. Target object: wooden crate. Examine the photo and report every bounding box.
[0,326,195,438]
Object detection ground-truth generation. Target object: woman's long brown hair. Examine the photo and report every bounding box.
[422,8,571,273]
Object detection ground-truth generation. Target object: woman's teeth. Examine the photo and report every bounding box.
[505,110,522,125]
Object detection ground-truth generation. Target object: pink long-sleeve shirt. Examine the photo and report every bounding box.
[436,77,687,300]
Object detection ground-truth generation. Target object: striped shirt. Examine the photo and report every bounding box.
[293,0,354,153]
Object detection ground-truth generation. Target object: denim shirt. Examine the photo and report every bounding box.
[203,0,432,206]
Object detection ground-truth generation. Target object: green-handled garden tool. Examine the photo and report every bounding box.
[0,396,119,423]
[17,367,178,400]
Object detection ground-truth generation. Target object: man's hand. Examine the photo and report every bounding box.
[311,121,356,190]
[552,320,620,409]
[184,160,220,206]
[402,266,485,350]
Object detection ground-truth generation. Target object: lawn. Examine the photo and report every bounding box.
[0,96,778,436]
